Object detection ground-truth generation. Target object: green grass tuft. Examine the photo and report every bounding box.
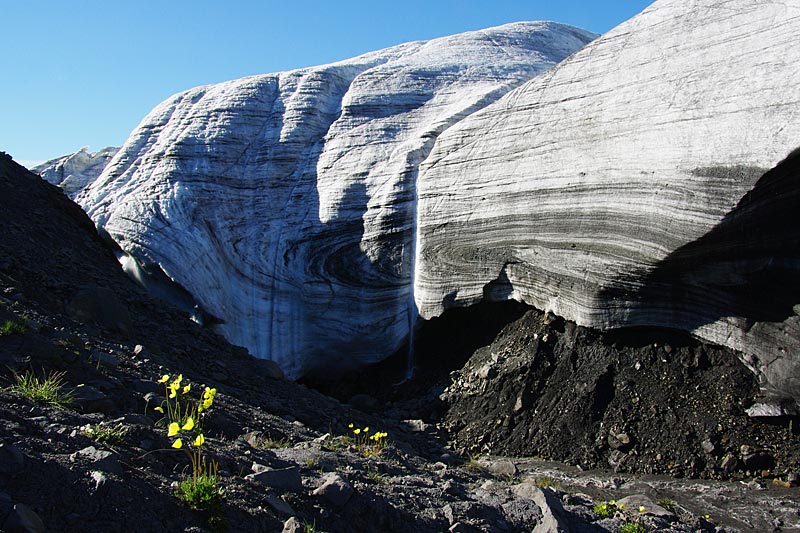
[9,369,74,408]
[259,437,292,449]
[620,522,649,533]
[536,476,560,489]
[0,319,26,336]
[656,497,677,513]
[178,472,223,509]
[463,455,484,472]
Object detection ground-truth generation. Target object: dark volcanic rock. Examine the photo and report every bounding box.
[442,307,800,480]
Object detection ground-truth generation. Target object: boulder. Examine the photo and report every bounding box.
[246,465,303,492]
[312,473,353,507]
[72,446,122,475]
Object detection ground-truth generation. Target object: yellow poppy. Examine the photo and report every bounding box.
[158,374,170,383]
[167,422,180,437]
[172,439,183,449]
[182,417,195,431]
[193,434,205,447]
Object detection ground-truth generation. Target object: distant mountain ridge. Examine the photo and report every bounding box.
[33,146,119,199]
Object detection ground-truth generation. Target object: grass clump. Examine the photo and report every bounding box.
[364,465,389,485]
[620,522,649,533]
[8,369,74,409]
[0,319,26,336]
[179,466,223,509]
[81,423,127,445]
[536,477,560,489]
[464,455,484,472]
[260,437,292,449]
[321,434,351,452]
[656,497,677,513]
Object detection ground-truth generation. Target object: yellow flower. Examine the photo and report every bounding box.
[639,505,646,513]
[182,417,195,431]
[158,374,170,383]
[609,500,616,506]
[167,422,180,437]
[182,384,191,394]
[202,398,213,410]
[172,439,183,449]
[193,434,205,447]
[154,406,164,413]
[170,374,183,388]
[169,387,177,399]
[353,428,361,435]
[348,423,354,428]
[363,427,369,433]
[618,503,625,510]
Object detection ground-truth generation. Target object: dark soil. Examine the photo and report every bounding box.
[310,296,800,483]
[440,307,800,480]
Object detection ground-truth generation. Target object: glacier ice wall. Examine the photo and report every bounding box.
[79,22,596,378]
[415,0,800,398]
[78,1,800,400]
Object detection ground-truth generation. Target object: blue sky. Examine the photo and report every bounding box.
[1,0,654,166]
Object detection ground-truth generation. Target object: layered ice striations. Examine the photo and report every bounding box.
[79,22,596,378]
[415,0,800,399]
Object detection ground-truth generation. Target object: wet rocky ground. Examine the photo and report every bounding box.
[2,150,800,532]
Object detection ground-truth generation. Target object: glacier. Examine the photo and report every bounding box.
[77,0,800,401]
[34,146,119,199]
[79,21,596,378]
[415,0,800,399]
